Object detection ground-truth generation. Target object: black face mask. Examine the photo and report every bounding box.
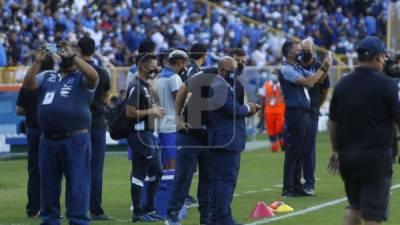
[236,63,244,76]
[179,66,187,75]
[148,68,159,79]
[302,51,313,63]
[295,52,303,63]
[60,56,74,68]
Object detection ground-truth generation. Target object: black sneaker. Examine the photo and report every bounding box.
[293,188,313,197]
[132,213,157,223]
[27,211,39,218]
[200,219,211,225]
[304,188,315,196]
[185,195,198,207]
[91,213,111,221]
[281,189,301,197]
[165,211,181,225]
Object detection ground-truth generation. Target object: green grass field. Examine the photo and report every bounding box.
[1,132,400,225]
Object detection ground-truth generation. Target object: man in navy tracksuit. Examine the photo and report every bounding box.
[23,41,99,225]
[16,55,54,218]
[300,39,330,195]
[279,40,332,197]
[180,43,207,82]
[166,45,211,225]
[207,57,260,225]
[125,53,164,222]
[77,36,111,220]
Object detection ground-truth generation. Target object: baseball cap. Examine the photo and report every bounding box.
[356,36,386,57]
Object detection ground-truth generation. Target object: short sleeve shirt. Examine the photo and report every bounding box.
[279,62,312,109]
[126,77,156,131]
[329,67,400,179]
[156,67,183,133]
[37,70,96,135]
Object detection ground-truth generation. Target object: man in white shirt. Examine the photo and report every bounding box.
[156,50,188,169]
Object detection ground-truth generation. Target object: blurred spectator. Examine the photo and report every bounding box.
[0,36,7,67]
[0,0,389,66]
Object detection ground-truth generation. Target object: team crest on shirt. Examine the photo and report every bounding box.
[60,78,74,97]
[47,73,58,83]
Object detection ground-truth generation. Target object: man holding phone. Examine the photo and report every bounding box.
[279,40,332,197]
[300,38,330,196]
[22,41,98,225]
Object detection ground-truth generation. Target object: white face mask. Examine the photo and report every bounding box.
[228,31,235,38]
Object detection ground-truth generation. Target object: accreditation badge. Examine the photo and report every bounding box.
[42,92,55,105]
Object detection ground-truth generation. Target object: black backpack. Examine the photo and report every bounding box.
[108,99,136,140]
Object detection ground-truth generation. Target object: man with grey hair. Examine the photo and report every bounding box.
[279,40,332,197]
[300,38,330,196]
[156,50,187,169]
[208,56,261,225]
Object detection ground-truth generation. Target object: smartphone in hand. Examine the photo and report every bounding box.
[44,43,59,53]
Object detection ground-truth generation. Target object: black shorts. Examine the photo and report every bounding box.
[127,131,158,159]
[342,175,392,222]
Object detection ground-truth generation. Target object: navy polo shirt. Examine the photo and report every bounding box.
[279,61,313,110]
[303,59,330,116]
[36,70,96,136]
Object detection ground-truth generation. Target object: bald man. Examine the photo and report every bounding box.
[207,57,261,225]
[300,39,330,195]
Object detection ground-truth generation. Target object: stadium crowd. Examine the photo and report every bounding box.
[0,0,390,68]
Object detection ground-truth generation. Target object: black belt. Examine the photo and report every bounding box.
[45,128,89,141]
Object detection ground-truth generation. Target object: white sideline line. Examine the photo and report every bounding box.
[244,183,400,225]
[244,190,258,194]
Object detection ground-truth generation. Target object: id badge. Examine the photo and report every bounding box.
[42,92,55,105]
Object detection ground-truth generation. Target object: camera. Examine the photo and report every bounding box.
[44,43,59,53]
[384,53,400,79]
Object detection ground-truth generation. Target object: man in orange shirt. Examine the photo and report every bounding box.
[260,75,285,152]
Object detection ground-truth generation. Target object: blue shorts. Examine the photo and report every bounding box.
[159,132,177,165]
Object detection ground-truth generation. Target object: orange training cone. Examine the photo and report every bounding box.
[270,201,283,210]
[250,202,275,219]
